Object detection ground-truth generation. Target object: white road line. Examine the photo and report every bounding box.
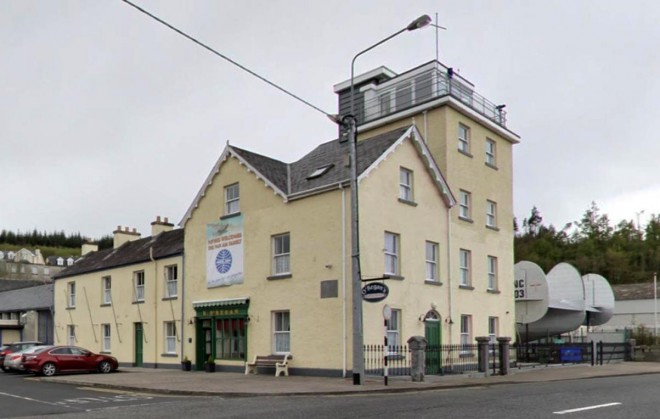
[0,391,60,406]
[553,402,622,415]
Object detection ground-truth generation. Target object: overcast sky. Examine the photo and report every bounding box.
[2,0,659,239]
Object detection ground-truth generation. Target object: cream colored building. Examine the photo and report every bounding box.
[180,124,461,375]
[333,60,520,349]
[52,219,183,368]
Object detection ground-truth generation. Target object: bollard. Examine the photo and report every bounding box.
[476,337,491,375]
[407,336,427,382]
[497,337,512,376]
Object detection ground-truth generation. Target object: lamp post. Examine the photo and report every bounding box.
[346,14,431,386]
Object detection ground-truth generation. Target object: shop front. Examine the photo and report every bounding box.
[193,298,249,371]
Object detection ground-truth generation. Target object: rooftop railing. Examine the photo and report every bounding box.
[360,63,507,128]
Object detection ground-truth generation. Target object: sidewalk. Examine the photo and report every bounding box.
[35,362,660,397]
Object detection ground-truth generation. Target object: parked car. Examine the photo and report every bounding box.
[0,341,43,372]
[22,346,118,376]
[3,345,52,372]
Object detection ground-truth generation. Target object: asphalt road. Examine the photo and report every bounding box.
[4,371,660,418]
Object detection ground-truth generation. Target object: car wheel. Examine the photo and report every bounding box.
[41,362,56,377]
[98,361,112,374]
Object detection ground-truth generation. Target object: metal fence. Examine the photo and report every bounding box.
[514,341,631,365]
[364,343,482,377]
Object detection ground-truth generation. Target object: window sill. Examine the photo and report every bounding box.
[398,198,418,207]
[161,353,178,358]
[133,300,145,305]
[162,296,178,301]
[424,280,443,286]
[458,285,474,290]
[485,162,498,170]
[384,274,405,281]
[100,303,111,307]
[100,351,112,355]
[486,225,500,232]
[267,273,292,281]
[458,216,474,223]
[66,306,76,310]
[487,289,501,294]
[220,212,241,220]
[458,149,473,158]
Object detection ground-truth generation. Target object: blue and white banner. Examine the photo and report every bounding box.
[206,215,244,288]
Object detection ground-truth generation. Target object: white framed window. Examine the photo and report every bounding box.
[134,271,145,302]
[488,316,499,344]
[165,265,178,298]
[102,324,111,352]
[459,249,471,287]
[399,167,414,202]
[67,282,76,308]
[425,241,439,281]
[273,311,290,353]
[386,309,401,347]
[272,233,291,275]
[67,325,76,346]
[164,321,177,354]
[225,183,240,215]
[460,314,472,349]
[458,124,470,153]
[487,256,498,291]
[384,232,400,275]
[459,190,471,220]
[486,200,497,228]
[102,276,112,305]
[485,138,497,166]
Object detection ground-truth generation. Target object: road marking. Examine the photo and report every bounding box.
[553,402,621,415]
[0,391,60,406]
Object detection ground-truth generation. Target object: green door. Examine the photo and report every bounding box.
[425,318,442,374]
[134,323,143,367]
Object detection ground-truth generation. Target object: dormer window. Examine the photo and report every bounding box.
[307,164,334,180]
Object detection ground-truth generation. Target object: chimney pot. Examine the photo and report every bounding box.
[157,215,161,222]
[164,217,169,223]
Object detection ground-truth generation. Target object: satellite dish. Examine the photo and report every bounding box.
[514,261,549,324]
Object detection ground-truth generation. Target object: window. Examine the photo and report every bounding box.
[134,271,145,302]
[67,282,76,308]
[399,168,414,202]
[425,241,439,282]
[102,276,112,305]
[487,256,498,291]
[215,318,247,360]
[164,321,177,354]
[272,233,291,275]
[224,183,240,215]
[307,164,333,179]
[488,317,499,344]
[458,124,470,154]
[460,315,472,348]
[459,190,471,220]
[165,265,178,298]
[67,325,76,346]
[102,324,111,352]
[384,232,400,275]
[386,309,401,347]
[486,200,497,228]
[273,311,290,353]
[485,138,497,166]
[459,249,471,287]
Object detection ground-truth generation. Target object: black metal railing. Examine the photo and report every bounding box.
[364,343,482,376]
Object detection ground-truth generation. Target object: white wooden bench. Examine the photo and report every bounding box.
[245,353,291,377]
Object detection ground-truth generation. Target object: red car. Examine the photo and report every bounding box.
[22,346,118,376]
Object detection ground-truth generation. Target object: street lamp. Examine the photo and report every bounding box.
[345,14,431,386]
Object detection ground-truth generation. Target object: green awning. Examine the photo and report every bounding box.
[193,297,249,318]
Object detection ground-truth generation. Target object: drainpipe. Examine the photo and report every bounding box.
[446,207,453,346]
[180,251,186,363]
[340,183,347,378]
[150,247,158,368]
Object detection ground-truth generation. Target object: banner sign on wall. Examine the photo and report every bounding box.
[206,215,244,288]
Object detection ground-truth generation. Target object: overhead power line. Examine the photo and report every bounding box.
[121,0,332,119]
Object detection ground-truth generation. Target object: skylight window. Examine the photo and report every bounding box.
[307,164,333,179]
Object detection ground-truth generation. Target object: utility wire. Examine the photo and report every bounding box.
[121,0,332,119]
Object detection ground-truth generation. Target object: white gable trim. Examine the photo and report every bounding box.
[179,144,288,227]
[359,125,456,208]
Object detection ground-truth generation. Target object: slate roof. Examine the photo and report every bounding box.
[52,229,183,280]
[612,283,657,301]
[0,284,53,311]
[0,279,50,292]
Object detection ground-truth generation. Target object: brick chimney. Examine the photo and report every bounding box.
[113,226,141,249]
[151,216,174,236]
